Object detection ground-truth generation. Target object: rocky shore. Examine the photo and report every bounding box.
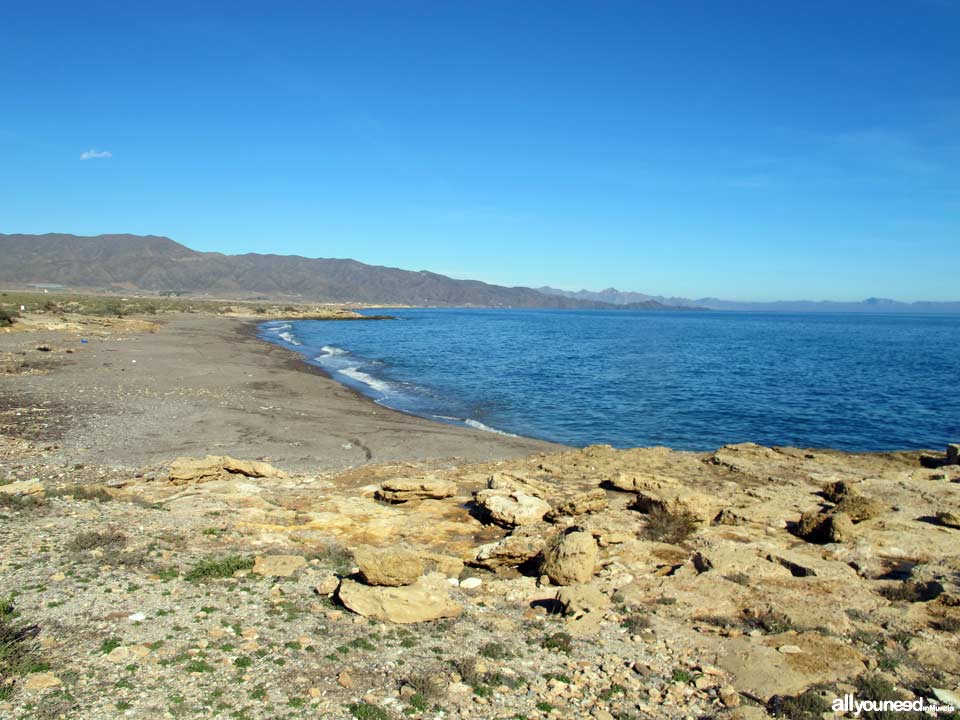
[1,303,959,719]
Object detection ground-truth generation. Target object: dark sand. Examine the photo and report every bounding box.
[0,314,559,472]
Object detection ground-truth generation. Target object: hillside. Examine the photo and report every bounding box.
[540,286,960,314]
[0,233,687,309]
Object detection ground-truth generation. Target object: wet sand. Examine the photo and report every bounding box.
[0,314,560,472]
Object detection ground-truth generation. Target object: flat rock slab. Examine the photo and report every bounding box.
[718,632,866,701]
[375,478,457,503]
[337,573,461,624]
[253,554,307,577]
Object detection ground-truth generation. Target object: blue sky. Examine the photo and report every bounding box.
[1,1,958,301]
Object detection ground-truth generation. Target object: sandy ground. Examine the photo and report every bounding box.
[0,313,558,472]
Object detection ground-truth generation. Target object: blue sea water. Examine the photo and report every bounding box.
[259,309,960,451]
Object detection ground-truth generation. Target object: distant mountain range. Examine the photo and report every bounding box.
[538,287,960,314]
[0,233,686,310]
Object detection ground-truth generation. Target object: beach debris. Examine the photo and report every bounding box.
[167,455,288,485]
[474,489,551,527]
[375,478,457,503]
[252,554,307,578]
[541,531,599,586]
[337,573,461,624]
[354,546,424,587]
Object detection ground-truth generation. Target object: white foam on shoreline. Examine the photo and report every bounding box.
[278,331,301,345]
[320,345,348,356]
[464,418,517,437]
[340,366,393,394]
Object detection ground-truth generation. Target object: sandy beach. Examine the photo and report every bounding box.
[0,313,558,472]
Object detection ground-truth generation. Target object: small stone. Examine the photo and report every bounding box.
[314,573,340,596]
[106,646,132,663]
[460,577,482,590]
[23,672,61,691]
[338,671,354,689]
[719,685,740,707]
[128,612,146,622]
[778,644,803,654]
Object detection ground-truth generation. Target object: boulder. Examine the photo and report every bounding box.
[375,478,457,503]
[475,490,551,527]
[168,455,287,485]
[354,546,424,587]
[471,531,546,570]
[634,487,724,523]
[823,484,884,523]
[546,489,608,521]
[795,510,854,544]
[541,531,598,586]
[252,554,307,577]
[337,573,461,624]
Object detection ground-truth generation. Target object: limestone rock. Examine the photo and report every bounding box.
[337,573,461,623]
[252,554,306,577]
[0,479,44,496]
[471,530,546,570]
[825,484,884,523]
[376,478,457,503]
[555,584,610,618]
[486,472,550,498]
[634,486,724,523]
[718,632,866,701]
[417,551,464,578]
[354,546,424,586]
[474,490,550,527]
[555,584,610,635]
[541,531,598,586]
[546,489,608,521]
[23,672,61,691]
[168,455,287,485]
[608,472,678,493]
[795,510,854,543]
[936,511,960,529]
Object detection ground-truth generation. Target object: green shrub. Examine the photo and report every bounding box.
[185,555,254,581]
[642,507,698,544]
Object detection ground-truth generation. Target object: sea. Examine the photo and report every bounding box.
[259,308,960,452]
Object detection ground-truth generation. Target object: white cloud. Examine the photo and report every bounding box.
[80,149,112,160]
